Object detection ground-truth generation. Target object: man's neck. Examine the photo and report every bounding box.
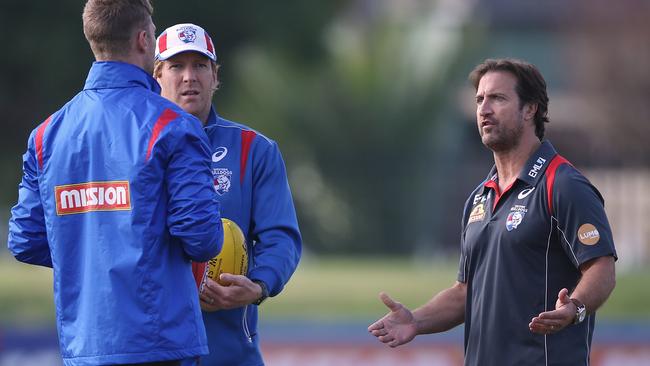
[493,137,541,192]
[197,111,210,126]
[95,52,147,73]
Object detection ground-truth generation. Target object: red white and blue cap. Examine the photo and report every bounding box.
[155,23,216,62]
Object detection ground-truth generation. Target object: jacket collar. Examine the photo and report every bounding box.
[83,61,161,94]
[204,105,219,128]
[482,140,558,191]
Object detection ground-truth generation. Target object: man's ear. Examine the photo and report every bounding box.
[211,64,220,91]
[135,30,150,53]
[523,103,538,122]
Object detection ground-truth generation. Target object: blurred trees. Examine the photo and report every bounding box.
[214,1,479,254]
[1,1,475,256]
[2,0,648,257]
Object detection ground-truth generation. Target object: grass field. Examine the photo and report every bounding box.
[1,255,648,326]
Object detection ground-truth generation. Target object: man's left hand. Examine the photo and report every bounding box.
[529,288,576,335]
[199,274,264,311]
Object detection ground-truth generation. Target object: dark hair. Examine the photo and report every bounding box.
[469,58,549,140]
[82,0,153,59]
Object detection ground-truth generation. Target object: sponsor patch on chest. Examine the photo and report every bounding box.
[468,203,486,224]
[55,181,131,215]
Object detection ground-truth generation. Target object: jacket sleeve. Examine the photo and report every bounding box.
[551,165,617,268]
[247,140,302,297]
[8,132,52,267]
[165,118,223,262]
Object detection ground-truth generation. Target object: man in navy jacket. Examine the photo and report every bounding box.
[369,58,616,366]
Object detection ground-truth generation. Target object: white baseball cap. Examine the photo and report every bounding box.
[155,23,217,62]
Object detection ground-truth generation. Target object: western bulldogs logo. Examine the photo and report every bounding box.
[505,211,525,231]
[177,26,197,43]
[213,168,232,195]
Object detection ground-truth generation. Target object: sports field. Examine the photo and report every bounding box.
[1,255,648,325]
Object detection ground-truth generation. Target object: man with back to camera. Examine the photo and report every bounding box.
[7,1,223,365]
[153,23,302,365]
[368,58,617,365]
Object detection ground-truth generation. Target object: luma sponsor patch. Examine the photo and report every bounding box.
[577,223,600,245]
[55,181,131,215]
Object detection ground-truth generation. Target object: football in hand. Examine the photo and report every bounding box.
[192,218,248,290]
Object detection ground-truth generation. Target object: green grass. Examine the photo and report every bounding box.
[261,256,459,321]
[0,256,56,326]
[1,255,648,326]
[262,257,650,321]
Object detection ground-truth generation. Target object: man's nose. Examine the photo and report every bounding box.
[478,101,492,116]
[182,69,197,82]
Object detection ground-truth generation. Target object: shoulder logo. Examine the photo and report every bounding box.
[578,223,600,245]
[212,147,228,162]
[518,187,535,199]
[55,181,131,215]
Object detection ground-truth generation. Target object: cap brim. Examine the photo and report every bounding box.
[156,45,216,62]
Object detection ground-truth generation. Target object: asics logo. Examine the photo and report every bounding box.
[518,187,535,199]
[212,147,228,162]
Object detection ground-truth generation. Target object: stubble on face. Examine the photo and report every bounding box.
[476,71,526,153]
[480,110,525,152]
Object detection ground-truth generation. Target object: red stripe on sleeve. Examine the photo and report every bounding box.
[158,33,168,55]
[145,109,178,161]
[35,115,53,170]
[545,155,570,214]
[240,130,257,184]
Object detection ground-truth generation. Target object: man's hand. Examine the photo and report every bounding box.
[529,288,576,335]
[368,292,418,347]
[199,274,264,311]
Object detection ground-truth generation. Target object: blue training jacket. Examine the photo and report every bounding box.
[7,61,223,365]
[195,108,302,366]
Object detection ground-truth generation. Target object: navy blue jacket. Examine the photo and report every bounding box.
[459,141,616,366]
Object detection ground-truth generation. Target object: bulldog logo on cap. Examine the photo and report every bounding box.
[177,26,197,44]
[156,23,217,62]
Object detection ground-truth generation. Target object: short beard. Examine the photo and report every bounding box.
[482,118,524,153]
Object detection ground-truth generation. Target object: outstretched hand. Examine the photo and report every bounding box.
[368,292,418,347]
[529,288,577,335]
